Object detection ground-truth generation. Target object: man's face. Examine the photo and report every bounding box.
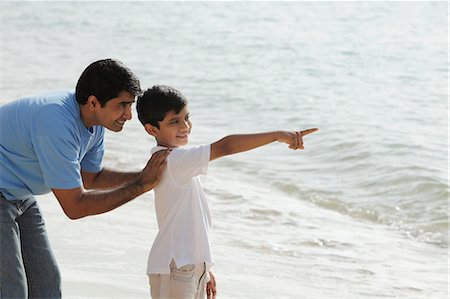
[154,105,192,148]
[95,91,135,132]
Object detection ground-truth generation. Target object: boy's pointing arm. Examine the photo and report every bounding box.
[210,128,318,161]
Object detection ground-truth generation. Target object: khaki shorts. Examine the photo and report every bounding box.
[149,260,209,299]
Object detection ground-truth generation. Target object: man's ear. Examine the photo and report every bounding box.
[87,95,99,111]
[144,123,159,137]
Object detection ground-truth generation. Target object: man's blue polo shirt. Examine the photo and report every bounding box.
[0,90,104,200]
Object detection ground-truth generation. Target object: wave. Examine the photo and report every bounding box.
[272,180,448,248]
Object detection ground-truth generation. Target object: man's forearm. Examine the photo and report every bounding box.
[54,179,147,220]
[85,168,140,189]
[78,180,145,218]
[55,150,170,220]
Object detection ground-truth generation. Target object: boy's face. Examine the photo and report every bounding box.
[151,105,192,148]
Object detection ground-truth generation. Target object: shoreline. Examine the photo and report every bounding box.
[38,190,447,298]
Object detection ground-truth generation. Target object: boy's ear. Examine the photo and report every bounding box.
[144,123,159,137]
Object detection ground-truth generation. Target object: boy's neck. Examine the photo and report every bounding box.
[156,141,181,149]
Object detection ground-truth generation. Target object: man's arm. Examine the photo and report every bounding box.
[81,168,140,189]
[210,128,318,161]
[52,150,170,220]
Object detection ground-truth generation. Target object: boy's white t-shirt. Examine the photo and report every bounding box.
[147,144,213,275]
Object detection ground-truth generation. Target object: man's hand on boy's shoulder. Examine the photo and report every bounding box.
[138,149,171,192]
[277,128,318,150]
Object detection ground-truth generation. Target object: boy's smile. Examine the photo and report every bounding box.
[151,106,192,148]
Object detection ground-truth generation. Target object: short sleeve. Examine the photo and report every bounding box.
[167,145,210,185]
[33,134,82,190]
[81,136,104,173]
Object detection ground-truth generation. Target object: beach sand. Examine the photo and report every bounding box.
[39,193,311,298]
[38,187,446,299]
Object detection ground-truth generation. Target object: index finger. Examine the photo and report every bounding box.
[151,149,171,161]
[300,128,319,136]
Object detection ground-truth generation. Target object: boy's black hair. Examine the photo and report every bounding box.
[137,85,188,129]
[75,58,141,107]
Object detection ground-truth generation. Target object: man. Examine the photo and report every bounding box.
[0,59,169,299]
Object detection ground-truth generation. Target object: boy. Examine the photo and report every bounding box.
[136,85,317,299]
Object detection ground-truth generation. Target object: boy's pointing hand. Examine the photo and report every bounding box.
[278,128,318,150]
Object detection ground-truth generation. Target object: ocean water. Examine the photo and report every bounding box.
[1,1,448,298]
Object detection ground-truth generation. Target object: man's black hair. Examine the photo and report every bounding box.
[137,85,187,129]
[75,58,141,106]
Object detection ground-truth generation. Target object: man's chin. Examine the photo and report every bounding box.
[106,125,124,132]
